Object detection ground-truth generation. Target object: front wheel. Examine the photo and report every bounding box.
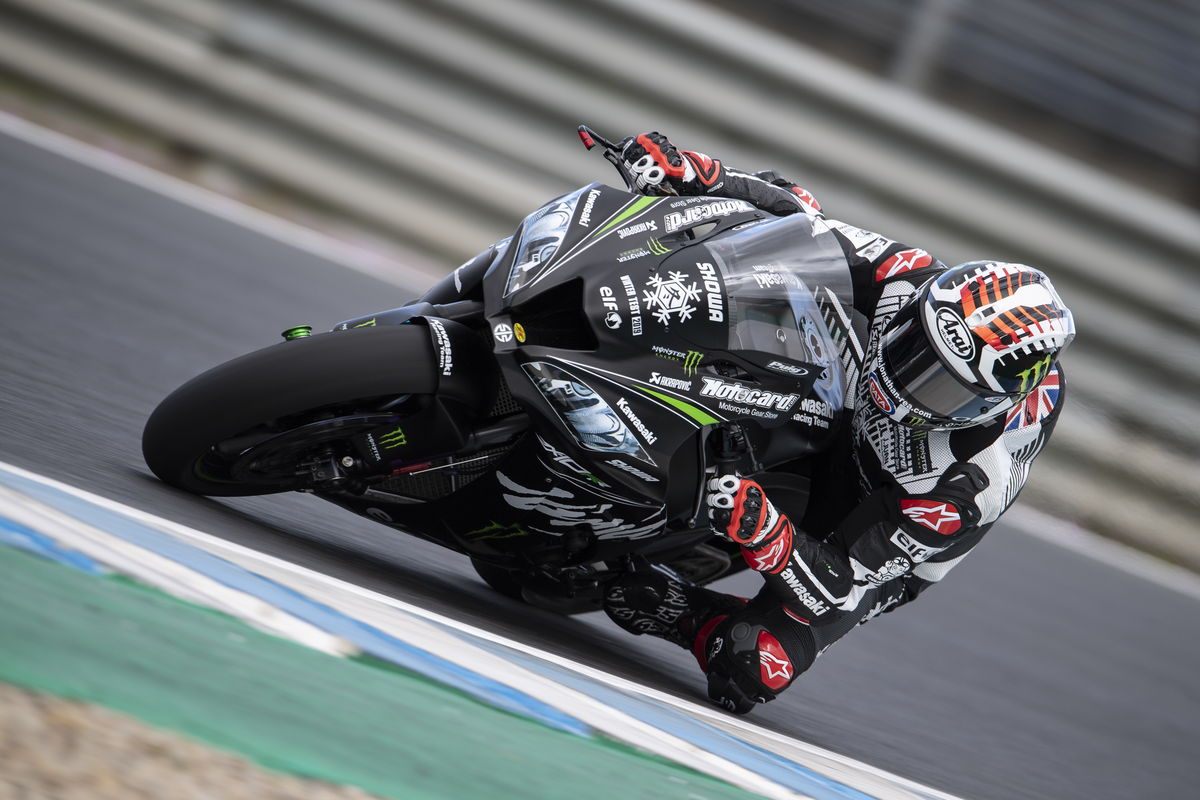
[142,326,452,496]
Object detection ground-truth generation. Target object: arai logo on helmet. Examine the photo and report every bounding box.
[935,308,975,359]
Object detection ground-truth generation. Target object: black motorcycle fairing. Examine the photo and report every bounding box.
[480,185,854,511]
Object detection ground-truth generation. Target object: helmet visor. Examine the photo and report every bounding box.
[878,303,1006,424]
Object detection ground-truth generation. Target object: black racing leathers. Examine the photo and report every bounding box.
[605,156,1067,707]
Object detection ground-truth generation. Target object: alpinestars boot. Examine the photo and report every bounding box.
[602,565,744,648]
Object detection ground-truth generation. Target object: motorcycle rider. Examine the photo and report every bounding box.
[600,133,1076,714]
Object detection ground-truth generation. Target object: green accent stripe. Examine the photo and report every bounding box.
[638,387,720,426]
[591,196,658,237]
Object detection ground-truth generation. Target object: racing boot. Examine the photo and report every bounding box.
[602,565,745,649]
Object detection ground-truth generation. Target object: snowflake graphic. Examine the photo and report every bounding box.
[642,271,702,325]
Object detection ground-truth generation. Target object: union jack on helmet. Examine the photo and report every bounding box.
[869,261,1075,429]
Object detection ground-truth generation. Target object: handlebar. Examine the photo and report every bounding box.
[577,124,637,192]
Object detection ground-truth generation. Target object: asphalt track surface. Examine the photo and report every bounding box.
[2,126,1198,800]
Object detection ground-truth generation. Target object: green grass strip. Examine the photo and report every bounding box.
[0,545,766,800]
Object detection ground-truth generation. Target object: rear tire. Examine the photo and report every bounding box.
[142,326,439,496]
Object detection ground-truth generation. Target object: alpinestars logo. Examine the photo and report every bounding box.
[759,646,794,688]
[900,499,962,535]
[642,271,702,324]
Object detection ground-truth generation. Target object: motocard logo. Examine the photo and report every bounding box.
[663,200,753,233]
[935,308,975,359]
[617,220,658,239]
[649,372,692,391]
[699,377,800,412]
[578,189,600,227]
[900,499,962,535]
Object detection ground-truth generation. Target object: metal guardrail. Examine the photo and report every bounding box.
[1,0,1197,567]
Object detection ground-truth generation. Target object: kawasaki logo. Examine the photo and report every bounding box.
[779,566,830,616]
[698,377,800,412]
[578,188,600,227]
[615,397,657,444]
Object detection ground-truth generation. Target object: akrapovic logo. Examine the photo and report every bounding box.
[649,372,692,391]
[779,567,830,616]
[698,377,800,412]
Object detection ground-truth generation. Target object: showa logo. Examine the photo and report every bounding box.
[695,262,725,322]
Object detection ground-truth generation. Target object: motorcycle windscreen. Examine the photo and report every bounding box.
[704,215,853,409]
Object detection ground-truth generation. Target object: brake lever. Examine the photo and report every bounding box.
[688,423,752,529]
[578,124,637,192]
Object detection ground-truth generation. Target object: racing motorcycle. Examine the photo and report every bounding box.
[142,127,853,613]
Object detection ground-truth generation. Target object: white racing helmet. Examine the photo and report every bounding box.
[867,261,1075,429]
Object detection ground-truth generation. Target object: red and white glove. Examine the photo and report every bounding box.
[619,132,724,196]
[706,475,794,573]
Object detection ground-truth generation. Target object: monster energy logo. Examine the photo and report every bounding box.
[683,350,704,376]
[377,426,407,449]
[352,318,377,328]
[647,237,669,255]
[1016,354,1053,393]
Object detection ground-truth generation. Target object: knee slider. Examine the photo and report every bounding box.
[700,616,800,712]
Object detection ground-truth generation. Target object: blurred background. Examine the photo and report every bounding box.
[1,0,1197,568]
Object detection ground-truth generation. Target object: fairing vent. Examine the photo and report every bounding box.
[510,279,598,351]
[375,445,511,500]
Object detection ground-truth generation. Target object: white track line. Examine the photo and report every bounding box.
[0,484,355,655]
[0,459,964,800]
[0,110,442,290]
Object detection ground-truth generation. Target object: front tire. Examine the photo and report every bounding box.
[143,326,440,496]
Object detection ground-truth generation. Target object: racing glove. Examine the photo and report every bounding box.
[706,475,794,574]
[619,132,725,196]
